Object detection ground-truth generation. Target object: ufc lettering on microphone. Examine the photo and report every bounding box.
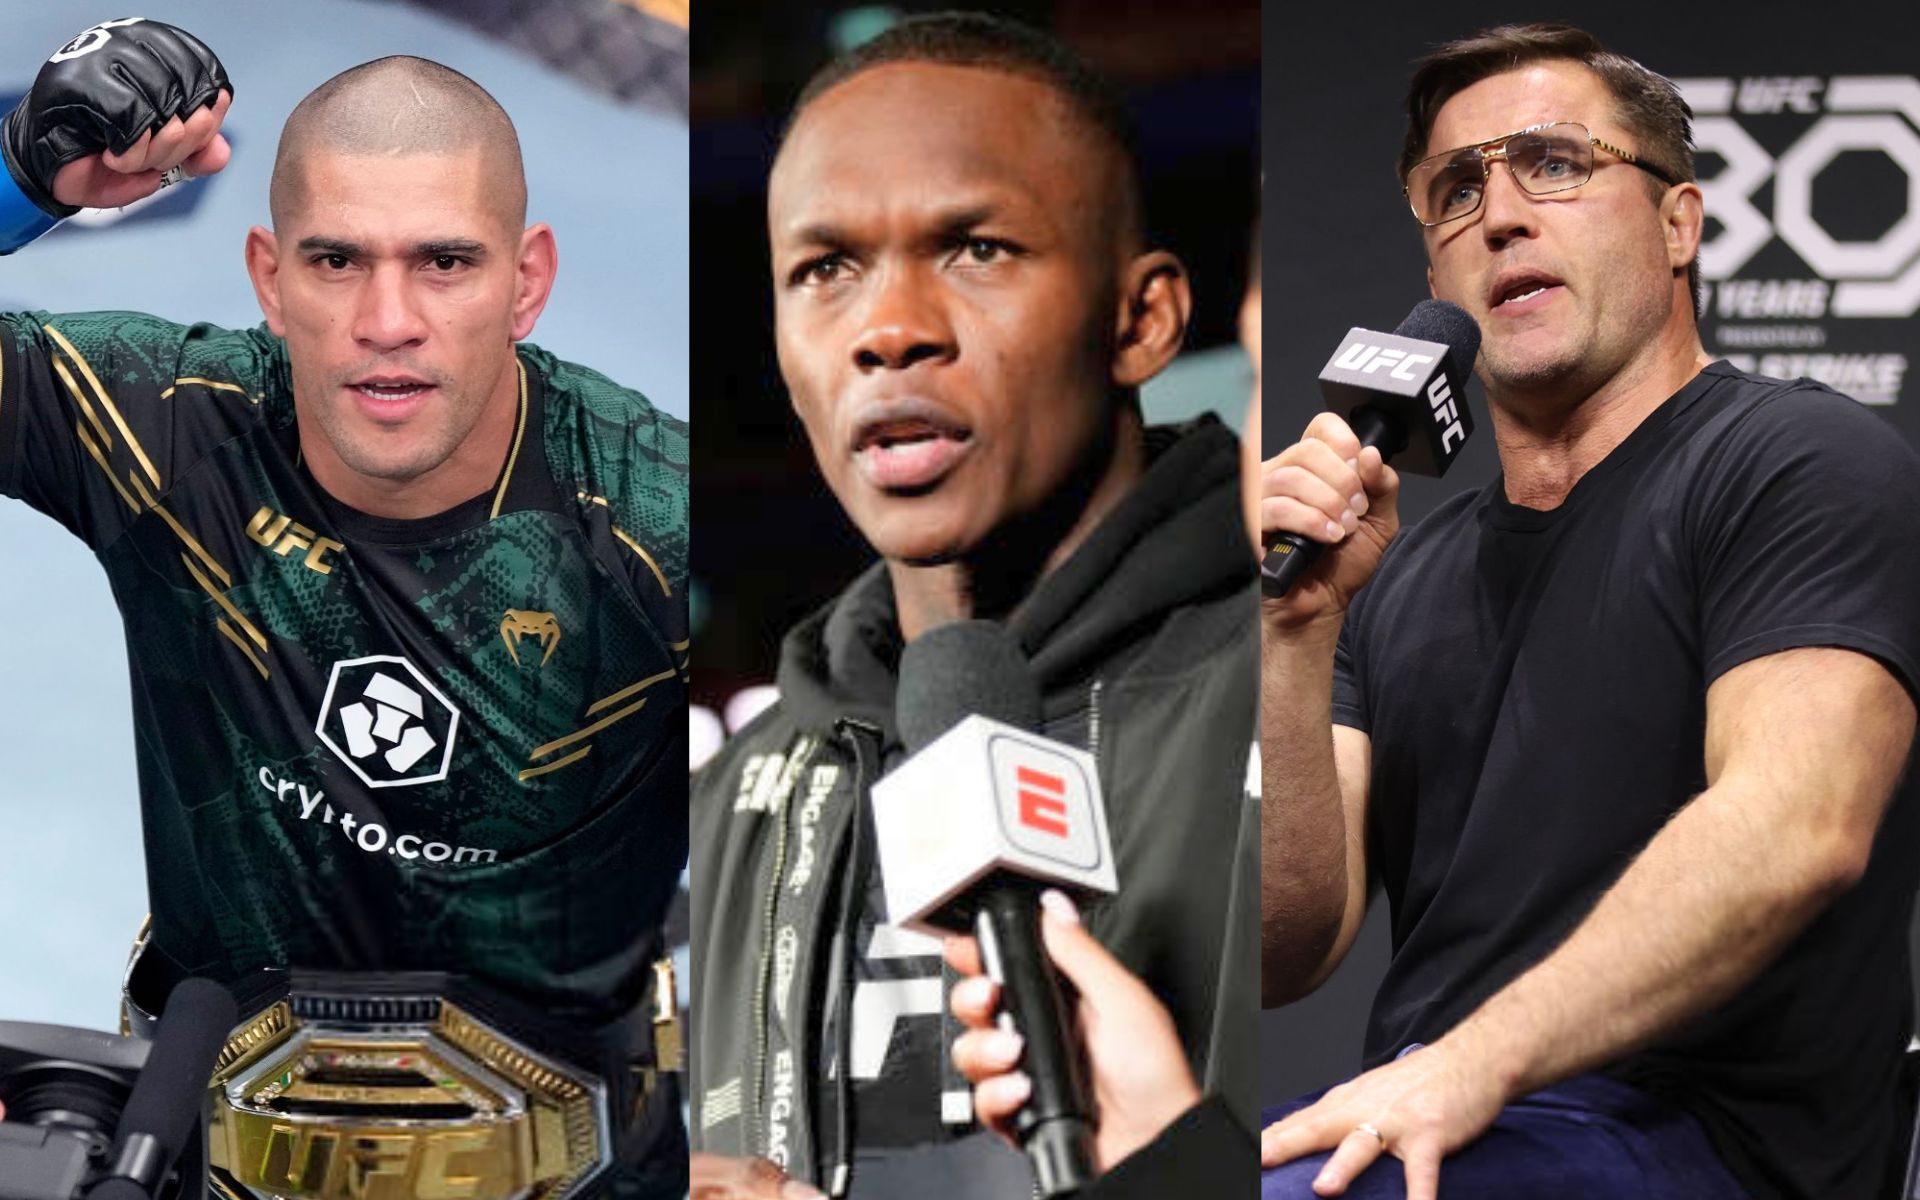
[1320,327,1472,469]
[872,716,1118,937]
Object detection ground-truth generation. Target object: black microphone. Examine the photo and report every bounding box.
[1262,299,1481,597]
[876,621,1116,1198]
[87,979,235,1200]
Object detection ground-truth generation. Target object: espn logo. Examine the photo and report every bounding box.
[991,735,1102,869]
[1332,341,1436,382]
[1016,765,1069,837]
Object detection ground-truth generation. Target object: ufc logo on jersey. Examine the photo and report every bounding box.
[1333,341,1437,382]
[248,505,344,575]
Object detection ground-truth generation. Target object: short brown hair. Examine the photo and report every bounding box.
[1399,24,1700,315]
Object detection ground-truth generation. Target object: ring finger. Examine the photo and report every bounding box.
[1311,1125,1388,1196]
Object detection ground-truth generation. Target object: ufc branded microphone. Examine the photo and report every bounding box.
[1261,299,1481,597]
[88,979,235,1200]
[874,621,1118,1198]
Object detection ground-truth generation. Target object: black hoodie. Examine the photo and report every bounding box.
[690,419,1260,1196]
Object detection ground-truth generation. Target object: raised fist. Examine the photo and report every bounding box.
[3,17,232,216]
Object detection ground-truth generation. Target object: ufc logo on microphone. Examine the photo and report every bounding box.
[1427,375,1465,453]
[1333,341,1436,382]
[1016,766,1070,837]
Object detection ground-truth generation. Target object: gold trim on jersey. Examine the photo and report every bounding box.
[576,490,674,598]
[529,697,648,764]
[518,745,591,782]
[613,525,672,596]
[45,324,161,489]
[489,360,529,520]
[516,668,675,782]
[161,376,259,404]
[54,358,113,449]
[185,554,268,652]
[40,326,269,676]
[132,473,234,587]
[217,617,270,679]
[75,421,141,512]
[586,665,676,717]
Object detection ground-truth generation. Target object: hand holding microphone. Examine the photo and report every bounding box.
[943,890,1199,1175]
[1260,300,1481,627]
[876,621,1118,1197]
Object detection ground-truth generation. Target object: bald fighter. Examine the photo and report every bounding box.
[0,19,687,1198]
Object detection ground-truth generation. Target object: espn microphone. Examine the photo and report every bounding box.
[1261,299,1481,597]
[88,979,235,1200]
[875,621,1117,1198]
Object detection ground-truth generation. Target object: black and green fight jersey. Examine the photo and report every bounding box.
[0,311,688,1026]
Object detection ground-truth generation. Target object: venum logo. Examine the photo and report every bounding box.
[499,609,561,666]
[315,656,462,789]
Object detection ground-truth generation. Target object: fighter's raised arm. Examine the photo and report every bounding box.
[1,17,231,253]
[0,19,238,543]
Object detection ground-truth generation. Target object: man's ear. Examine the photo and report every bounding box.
[511,223,559,341]
[1661,181,1705,271]
[244,226,285,336]
[1111,249,1192,389]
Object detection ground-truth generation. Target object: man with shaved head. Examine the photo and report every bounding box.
[0,18,687,1198]
[689,12,1256,1198]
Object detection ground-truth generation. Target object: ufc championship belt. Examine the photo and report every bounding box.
[124,934,681,1200]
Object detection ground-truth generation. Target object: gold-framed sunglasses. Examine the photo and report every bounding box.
[1403,121,1680,227]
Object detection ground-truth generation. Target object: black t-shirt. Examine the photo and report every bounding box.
[1334,362,1920,1200]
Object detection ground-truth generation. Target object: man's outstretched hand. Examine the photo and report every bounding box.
[1258,1037,1507,1200]
[4,18,232,216]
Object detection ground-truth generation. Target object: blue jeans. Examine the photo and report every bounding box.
[1261,1073,1751,1200]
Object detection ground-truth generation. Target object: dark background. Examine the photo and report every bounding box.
[690,0,1260,719]
[1262,1,1920,1106]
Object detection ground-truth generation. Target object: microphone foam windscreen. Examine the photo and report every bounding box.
[117,978,237,1152]
[1393,299,1481,377]
[897,620,1042,753]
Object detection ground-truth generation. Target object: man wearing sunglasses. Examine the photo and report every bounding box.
[1259,23,1920,1200]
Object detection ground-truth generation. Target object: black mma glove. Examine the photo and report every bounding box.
[2,16,231,219]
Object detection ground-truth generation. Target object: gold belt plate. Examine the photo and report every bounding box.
[206,996,610,1200]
